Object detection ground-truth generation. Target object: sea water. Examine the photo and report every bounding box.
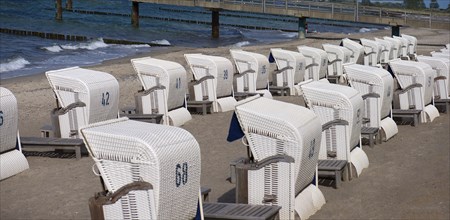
[0,0,386,79]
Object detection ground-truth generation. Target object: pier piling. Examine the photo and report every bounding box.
[55,0,63,20]
[66,0,73,10]
[132,2,139,27]
[211,9,220,39]
[391,24,401,37]
[298,16,308,39]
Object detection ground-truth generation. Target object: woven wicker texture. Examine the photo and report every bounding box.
[297,46,328,80]
[360,38,382,66]
[344,64,394,125]
[0,149,29,180]
[46,66,119,126]
[230,49,270,92]
[270,48,305,95]
[301,81,363,160]
[389,60,435,107]
[375,38,394,62]
[383,37,402,59]
[393,36,410,57]
[401,34,418,55]
[0,87,18,153]
[81,118,201,219]
[342,38,365,64]
[417,55,450,98]
[235,97,321,197]
[322,44,352,76]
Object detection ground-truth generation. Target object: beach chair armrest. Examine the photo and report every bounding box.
[107,181,153,204]
[328,58,342,65]
[234,69,255,78]
[56,101,86,115]
[305,63,318,69]
[190,75,215,86]
[435,76,447,81]
[365,51,376,56]
[235,155,294,170]
[322,119,349,131]
[362,92,381,100]
[395,83,422,95]
[138,85,166,96]
[273,66,293,74]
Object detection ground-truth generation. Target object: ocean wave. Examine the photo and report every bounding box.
[231,41,250,48]
[151,39,171,46]
[117,44,151,48]
[42,45,63,53]
[359,27,378,33]
[60,38,109,50]
[0,57,30,73]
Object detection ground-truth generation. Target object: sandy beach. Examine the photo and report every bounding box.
[1,27,449,219]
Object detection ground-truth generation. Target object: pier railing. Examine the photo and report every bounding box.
[138,0,450,29]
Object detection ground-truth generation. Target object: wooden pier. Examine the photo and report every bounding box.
[54,0,450,38]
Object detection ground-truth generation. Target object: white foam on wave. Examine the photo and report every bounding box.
[117,44,151,48]
[42,45,63,53]
[151,39,171,46]
[0,57,30,73]
[61,38,109,50]
[232,41,250,48]
[359,27,378,33]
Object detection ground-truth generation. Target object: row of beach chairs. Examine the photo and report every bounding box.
[1,37,448,219]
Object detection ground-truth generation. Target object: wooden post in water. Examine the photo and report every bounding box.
[298,16,308,39]
[131,1,139,27]
[211,9,220,39]
[55,0,63,20]
[66,0,73,10]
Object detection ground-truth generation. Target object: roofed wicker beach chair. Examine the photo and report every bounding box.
[389,60,440,123]
[344,64,398,142]
[299,81,369,178]
[269,48,306,95]
[297,46,329,82]
[230,96,325,219]
[374,37,394,64]
[46,67,119,139]
[322,44,352,83]
[383,36,402,59]
[393,36,410,60]
[229,49,272,98]
[184,53,237,112]
[80,118,201,220]
[417,55,450,100]
[341,38,365,65]
[401,34,418,59]
[431,51,450,59]
[360,38,382,67]
[131,57,192,126]
[0,87,29,180]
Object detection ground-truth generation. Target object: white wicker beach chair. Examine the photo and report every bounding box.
[46,67,119,138]
[431,51,450,59]
[184,53,237,112]
[393,36,410,59]
[131,57,192,126]
[269,48,306,95]
[233,96,325,220]
[401,34,417,58]
[389,60,440,123]
[360,38,382,67]
[322,44,352,79]
[417,55,450,99]
[0,87,29,180]
[299,81,369,177]
[229,49,272,98]
[80,118,201,220]
[374,38,394,64]
[344,64,398,141]
[341,38,364,65]
[297,46,329,82]
[383,36,402,59]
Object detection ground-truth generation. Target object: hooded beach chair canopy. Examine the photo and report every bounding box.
[322,44,352,77]
[341,38,364,65]
[0,87,29,180]
[80,118,201,219]
[297,45,329,81]
[233,96,325,219]
[417,55,450,99]
[270,48,306,95]
[131,57,192,126]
